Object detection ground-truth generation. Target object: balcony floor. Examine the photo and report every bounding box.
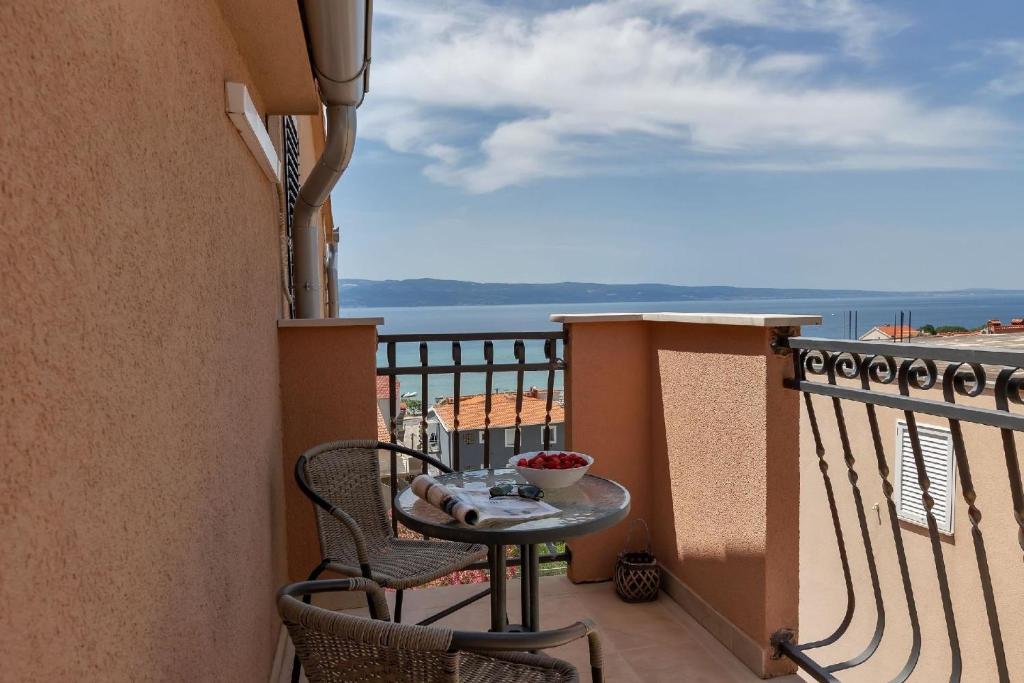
[277,575,804,682]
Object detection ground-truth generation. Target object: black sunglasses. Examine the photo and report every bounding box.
[489,484,544,501]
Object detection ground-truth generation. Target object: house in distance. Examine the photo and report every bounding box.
[426,389,565,470]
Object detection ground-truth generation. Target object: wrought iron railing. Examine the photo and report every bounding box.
[377,330,568,570]
[773,336,1023,682]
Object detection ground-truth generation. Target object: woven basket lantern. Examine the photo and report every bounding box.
[614,518,660,602]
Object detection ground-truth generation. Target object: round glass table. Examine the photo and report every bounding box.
[394,468,630,632]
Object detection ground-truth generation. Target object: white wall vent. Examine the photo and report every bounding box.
[894,421,955,535]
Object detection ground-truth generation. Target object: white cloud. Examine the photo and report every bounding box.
[748,53,826,75]
[979,39,1024,98]
[360,0,1013,192]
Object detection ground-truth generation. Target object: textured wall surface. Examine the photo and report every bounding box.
[278,324,379,580]
[563,321,653,582]
[800,386,1024,681]
[0,2,296,680]
[647,323,799,677]
[563,320,800,676]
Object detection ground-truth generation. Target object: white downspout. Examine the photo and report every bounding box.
[292,105,356,318]
[327,227,340,317]
[294,0,370,318]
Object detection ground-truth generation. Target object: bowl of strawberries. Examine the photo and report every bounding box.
[508,451,594,489]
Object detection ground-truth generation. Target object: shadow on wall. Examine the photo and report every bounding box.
[799,391,1020,682]
[640,323,800,680]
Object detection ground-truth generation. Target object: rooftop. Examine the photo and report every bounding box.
[376,406,390,441]
[432,391,565,431]
[376,375,401,399]
[909,331,1024,352]
[863,324,920,338]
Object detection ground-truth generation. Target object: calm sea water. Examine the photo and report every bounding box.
[355,293,1024,404]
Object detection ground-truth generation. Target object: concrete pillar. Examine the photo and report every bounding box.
[277,318,381,580]
[555,312,820,677]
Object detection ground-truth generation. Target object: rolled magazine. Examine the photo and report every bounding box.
[410,474,560,527]
[411,474,481,525]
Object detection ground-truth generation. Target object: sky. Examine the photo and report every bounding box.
[332,0,1024,290]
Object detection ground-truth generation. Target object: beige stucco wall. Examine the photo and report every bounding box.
[564,322,654,580]
[647,323,799,677]
[0,2,313,680]
[278,323,380,580]
[564,320,800,676]
[799,385,1024,681]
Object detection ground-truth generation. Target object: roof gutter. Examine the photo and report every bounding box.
[294,0,371,318]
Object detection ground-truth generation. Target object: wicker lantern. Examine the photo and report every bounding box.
[614,518,660,602]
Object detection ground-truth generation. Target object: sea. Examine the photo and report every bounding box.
[357,293,1024,405]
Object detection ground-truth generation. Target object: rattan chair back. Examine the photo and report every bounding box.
[279,588,460,682]
[301,440,392,565]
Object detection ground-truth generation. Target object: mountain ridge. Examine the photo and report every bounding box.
[337,278,1024,308]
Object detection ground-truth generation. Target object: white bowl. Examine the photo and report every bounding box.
[508,451,594,489]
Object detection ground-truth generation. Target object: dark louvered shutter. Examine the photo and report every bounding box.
[283,116,300,318]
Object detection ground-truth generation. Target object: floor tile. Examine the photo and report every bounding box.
[279,576,788,682]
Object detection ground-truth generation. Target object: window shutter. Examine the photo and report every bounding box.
[895,421,955,534]
[282,116,300,318]
[504,428,516,448]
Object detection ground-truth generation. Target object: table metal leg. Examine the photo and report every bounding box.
[528,543,540,631]
[519,544,531,630]
[488,544,507,632]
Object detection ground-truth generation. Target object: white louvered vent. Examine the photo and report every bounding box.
[895,421,955,535]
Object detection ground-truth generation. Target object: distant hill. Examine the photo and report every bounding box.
[338,278,960,308]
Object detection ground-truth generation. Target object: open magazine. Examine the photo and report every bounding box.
[411,474,559,527]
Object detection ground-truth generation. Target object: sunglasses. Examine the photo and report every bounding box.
[489,484,544,501]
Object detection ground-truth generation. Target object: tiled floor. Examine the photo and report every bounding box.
[276,576,804,682]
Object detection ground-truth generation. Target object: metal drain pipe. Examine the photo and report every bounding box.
[327,227,340,317]
[294,0,371,318]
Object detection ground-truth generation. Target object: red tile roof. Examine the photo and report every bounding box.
[871,325,920,338]
[986,318,1024,334]
[431,392,564,431]
[376,376,400,399]
[376,406,391,441]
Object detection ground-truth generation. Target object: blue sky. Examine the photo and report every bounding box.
[333,0,1024,290]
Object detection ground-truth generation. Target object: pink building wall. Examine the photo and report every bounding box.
[560,314,811,676]
[0,2,314,679]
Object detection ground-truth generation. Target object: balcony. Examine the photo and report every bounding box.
[275,576,801,683]
[277,312,1024,682]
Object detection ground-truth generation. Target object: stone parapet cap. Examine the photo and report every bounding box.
[277,317,384,328]
[550,312,822,327]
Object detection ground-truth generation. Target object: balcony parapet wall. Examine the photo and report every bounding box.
[278,318,383,580]
[554,312,820,677]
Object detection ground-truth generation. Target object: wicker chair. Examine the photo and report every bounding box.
[279,578,604,683]
[295,440,488,615]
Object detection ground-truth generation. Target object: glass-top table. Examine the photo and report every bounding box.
[394,468,630,632]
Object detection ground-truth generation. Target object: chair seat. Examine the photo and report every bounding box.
[459,650,577,682]
[329,537,487,590]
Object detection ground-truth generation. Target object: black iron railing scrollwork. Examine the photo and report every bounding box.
[772,336,1023,682]
[377,330,569,571]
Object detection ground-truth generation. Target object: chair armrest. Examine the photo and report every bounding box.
[376,441,453,474]
[278,578,390,622]
[451,619,603,681]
